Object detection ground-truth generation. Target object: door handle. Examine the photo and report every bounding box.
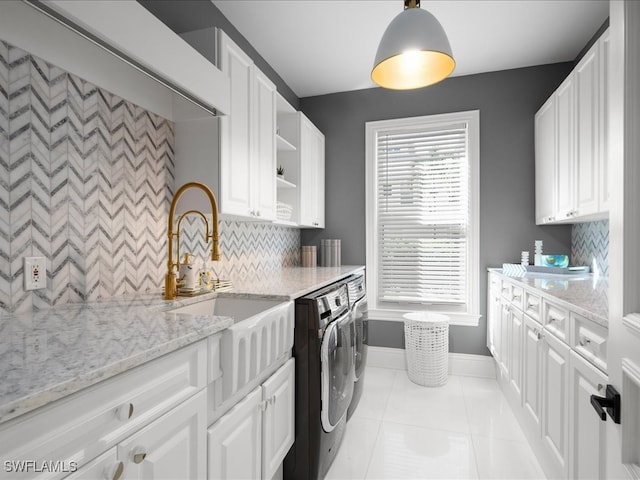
[590,384,621,424]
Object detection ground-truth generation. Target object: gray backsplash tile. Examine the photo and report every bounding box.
[0,39,300,316]
[571,219,609,277]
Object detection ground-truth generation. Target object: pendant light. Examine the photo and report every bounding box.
[372,0,455,90]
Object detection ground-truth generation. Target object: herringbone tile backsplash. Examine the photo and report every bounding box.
[571,220,609,277]
[0,41,300,316]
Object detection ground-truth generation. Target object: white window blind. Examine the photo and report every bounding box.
[373,117,473,309]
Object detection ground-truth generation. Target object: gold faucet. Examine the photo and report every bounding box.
[164,182,220,300]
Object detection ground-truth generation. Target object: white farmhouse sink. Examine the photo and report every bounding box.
[169,296,294,405]
[169,297,284,322]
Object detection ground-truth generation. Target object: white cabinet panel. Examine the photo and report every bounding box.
[119,390,207,480]
[218,30,254,218]
[509,307,524,400]
[253,69,277,220]
[542,329,571,477]
[569,351,608,480]
[575,45,600,217]
[208,360,295,480]
[498,300,511,378]
[535,97,556,224]
[298,114,325,228]
[208,388,262,480]
[261,359,295,480]
[523,314,543,431]
[555,76,575,221]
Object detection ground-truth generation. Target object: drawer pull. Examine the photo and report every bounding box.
[116,403,135,421]
[109,462,124,480]
[579,337,591,347]
[133,449,147,464]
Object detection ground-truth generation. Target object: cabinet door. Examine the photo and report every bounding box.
[568,351,608,480]
[487,274,502,358]
[575,45,600,218]
[299,114,325,228]
[218,30,253,217]
[598,30,610,213]
[261,359,295,480]
[119,390,207,480]
[535,97,556,224]
[555,76,575,221]
[252,68,277,221]
[498,300,511,379]
[509,307,524,400]
[522,315,543,432]
[541,330,571,478]
[208,387,262,480]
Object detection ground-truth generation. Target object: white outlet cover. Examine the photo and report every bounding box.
[24,256,47,291]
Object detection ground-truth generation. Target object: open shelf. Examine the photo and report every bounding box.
[276,177,296,189]
[276,134,296,151]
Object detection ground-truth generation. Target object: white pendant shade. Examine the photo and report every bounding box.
[372,7,455,90]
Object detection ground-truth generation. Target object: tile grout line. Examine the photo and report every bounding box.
[362,368,400,480]
[459,376,484,479]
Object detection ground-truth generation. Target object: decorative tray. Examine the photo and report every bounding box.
[502,263,590,276]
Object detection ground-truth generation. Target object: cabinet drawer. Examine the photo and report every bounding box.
[524,290,542,322]
[570,313,607,372]
[0,340,207,480]
[509,285,524,311]
[543,300,570,343]
[489,274,501,294]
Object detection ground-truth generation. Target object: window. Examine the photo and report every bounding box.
[365,111,480,326]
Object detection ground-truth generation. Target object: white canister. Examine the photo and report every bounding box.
[178,252,197,289]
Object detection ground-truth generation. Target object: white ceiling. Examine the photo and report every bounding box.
[211,0,609,98]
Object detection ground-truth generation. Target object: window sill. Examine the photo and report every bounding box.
[368,309,481,327]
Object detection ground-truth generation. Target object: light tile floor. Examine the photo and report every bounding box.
[325,366,547,480]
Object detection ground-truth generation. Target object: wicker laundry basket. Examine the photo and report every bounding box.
[403,312,449,387]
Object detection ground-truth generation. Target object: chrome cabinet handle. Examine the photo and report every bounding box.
[579,337,591,347]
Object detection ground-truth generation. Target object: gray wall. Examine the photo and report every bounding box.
[138,0,299,109]
[300,64,574,355]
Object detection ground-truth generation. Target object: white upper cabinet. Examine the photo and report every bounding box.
[535,97,557,224]
[298,114,325,229]
[535,28,609,225]
[252,69,277,221]
[12,0,230,120]
[217,30,277,221]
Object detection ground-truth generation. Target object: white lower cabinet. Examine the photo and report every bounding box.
[568,351,608,480]
[522,314,543,431]
[509,307,524,400]
[208,358,295,480]
[119,390,207,479]
[488,271,610,480]
[208,387,262,480]
[541,328,571,478]
[67,392,206,480]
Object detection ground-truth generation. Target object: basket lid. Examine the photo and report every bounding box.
[402,312,449,324]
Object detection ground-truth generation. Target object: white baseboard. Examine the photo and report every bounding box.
[367,346,497,379]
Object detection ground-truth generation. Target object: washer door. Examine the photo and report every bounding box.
[320,310,355,432]
[352,296,369,382]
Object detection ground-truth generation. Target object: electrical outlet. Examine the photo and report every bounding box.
[24,256,46,291]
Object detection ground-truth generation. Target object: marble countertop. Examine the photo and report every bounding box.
[0,265,364,424]
[489,268,608,327]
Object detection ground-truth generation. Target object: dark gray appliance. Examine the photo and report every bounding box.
[284,282,355,480]
[345,273,368,420]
